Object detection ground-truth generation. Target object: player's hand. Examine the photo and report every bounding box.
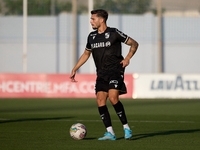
[70,70,77,82]
[120,59,129,68]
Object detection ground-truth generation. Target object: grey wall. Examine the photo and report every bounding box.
[0,14,200,74]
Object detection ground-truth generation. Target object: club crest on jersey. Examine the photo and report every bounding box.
[105,32,110,39]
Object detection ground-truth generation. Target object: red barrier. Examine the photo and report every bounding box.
[0,74,46,98]
[46,74,97,98]
[0,74,133,98]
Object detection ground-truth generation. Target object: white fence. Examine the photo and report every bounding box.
[0,14,200,74]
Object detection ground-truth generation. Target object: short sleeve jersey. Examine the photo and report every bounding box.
[86,27,129,77]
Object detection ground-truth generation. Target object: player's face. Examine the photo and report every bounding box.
[90,14,102,29]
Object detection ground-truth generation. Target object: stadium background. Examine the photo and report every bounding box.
[0,1,200,150]
[0,0,200,98]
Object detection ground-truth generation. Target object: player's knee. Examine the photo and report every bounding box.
[96,95,107,106]
[96,98,106,107]
[108,96,119,105]
[96,92,108,106]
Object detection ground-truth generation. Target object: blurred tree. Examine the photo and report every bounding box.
[3,0,23,15]
[28,0,51,15]
[57,1,72,14]
[3,0,72,15]
[94,0,152,14]
[2,0,152,15]
[0,4,2,14]
[77,5,88,14]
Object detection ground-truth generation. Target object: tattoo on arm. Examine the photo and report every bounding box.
[130,49,135,54]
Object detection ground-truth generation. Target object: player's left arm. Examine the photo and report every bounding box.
[120,37,139,68]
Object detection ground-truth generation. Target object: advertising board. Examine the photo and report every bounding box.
[0,74,133,98]
[133,74,200,98]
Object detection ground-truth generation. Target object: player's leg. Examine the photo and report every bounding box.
[96,92,112,129]
[108,84,132,139]
[109,89,129,127]
[97,91,116,140]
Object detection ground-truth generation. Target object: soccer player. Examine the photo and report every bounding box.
[70,9,138,140]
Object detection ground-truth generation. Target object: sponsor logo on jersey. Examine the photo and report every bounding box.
[90,33,97,40]
[105,41,111,47]
[90,33,97,36]
[91,41,111,49]
[110,80,118,89]
[109,80,118,84]
[91,42,105,48]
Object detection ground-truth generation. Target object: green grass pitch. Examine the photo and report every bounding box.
[0,98,200,150]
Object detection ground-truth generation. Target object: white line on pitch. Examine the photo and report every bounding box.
[0,119,196,124]
[53,119,196,124]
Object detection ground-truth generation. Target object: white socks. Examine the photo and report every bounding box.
[106,124,130,135]
[106,126,115,135]
[123,124,130,130]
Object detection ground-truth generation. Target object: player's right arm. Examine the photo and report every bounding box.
[70,49,92,82]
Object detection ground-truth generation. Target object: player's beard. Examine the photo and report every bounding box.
[92,26,97,30]
[91,23,100,30]
[92,25,98,30]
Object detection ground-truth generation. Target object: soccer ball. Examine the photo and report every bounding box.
[69,123,87,140]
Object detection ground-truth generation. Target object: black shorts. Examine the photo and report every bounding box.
[95,68,127,95]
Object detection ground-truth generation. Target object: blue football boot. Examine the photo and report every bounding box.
[98,132,116,140]
[124,128,132,140]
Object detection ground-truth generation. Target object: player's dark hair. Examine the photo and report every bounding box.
[91,9,108,23]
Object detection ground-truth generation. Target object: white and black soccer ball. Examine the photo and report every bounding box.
[69,123,87,140]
